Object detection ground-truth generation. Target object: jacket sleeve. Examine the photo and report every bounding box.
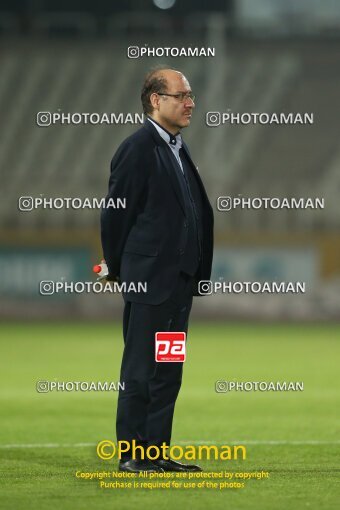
[100,141,147,279]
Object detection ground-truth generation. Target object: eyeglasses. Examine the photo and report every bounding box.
[157,92,196,103]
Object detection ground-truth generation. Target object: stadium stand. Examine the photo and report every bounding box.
[0,39,339,232]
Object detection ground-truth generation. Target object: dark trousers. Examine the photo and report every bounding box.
[116,271,194,460]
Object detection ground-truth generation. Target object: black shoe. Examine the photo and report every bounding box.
[152,458,202,472]
[118,458,164,473]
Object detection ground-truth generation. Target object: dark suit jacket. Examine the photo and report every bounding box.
[101,119,214,305]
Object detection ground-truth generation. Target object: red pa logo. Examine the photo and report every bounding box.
[155,332,186,362]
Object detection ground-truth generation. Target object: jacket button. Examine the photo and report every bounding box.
[179,248,184,255]
[183,221,188,228]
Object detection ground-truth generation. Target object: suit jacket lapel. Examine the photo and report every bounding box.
[181,142,212,207]
[144,120,186,215]
[156,144,186,216]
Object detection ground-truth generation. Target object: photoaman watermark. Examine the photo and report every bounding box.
[96,440,246,461]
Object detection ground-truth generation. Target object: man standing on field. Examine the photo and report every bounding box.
[101,67,214,473]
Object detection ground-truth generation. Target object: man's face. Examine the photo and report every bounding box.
[151,71,195,133]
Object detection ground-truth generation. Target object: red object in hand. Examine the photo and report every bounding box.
[93,263,108,278]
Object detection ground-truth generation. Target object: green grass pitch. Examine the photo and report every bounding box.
[0,321,339,510]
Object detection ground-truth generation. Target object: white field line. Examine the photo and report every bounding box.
[0,440,339,449]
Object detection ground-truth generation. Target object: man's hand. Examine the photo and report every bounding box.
[101,259,121,283]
